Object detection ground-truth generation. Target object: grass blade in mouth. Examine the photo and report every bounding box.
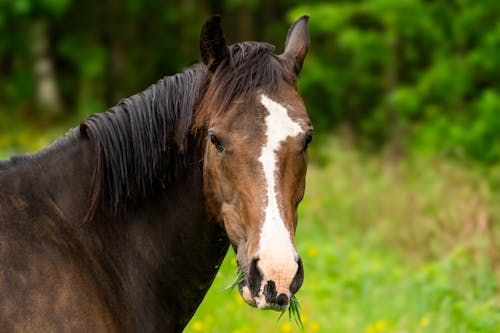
[226,267,245,291]
[278,295,304,329]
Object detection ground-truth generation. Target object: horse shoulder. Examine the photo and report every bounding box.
[0,163,122,332]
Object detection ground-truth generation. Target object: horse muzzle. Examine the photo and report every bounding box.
[237,256,304,311]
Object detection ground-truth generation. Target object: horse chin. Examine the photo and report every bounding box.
[238,283,257,307]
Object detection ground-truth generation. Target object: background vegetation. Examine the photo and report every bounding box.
[0,0,498,332]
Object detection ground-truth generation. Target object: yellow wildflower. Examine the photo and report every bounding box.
[231,258,238,267]
[307,246,318,258]
[375,320,387,331]
[365,324,376,333]
[420,316,429,327]
[191,320,204,331]
[281,322,293,333]
[309,322,320,332]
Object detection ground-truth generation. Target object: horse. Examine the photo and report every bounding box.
[0,15,312,332]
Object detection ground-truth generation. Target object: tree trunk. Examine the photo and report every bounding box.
[32,18,62,112]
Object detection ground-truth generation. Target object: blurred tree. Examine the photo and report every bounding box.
[32,18,61,112]
[0,0,71,112]
[0,0,499,164]
[290,0,500,163]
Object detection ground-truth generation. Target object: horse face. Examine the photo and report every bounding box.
[199,16,311,311]
[206,91,311,310]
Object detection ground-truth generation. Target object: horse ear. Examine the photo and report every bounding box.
[200,15,228,72]
[281,15,310,76]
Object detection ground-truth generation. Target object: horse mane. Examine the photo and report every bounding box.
[80,41,293,221]
[80,65,206,220]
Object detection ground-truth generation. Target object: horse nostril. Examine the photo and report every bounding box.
[289,257,304,294]
[263,280,277,303]
[275,293,289,307]
[248,257,263,297]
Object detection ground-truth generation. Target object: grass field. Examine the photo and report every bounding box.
[1,132,499,332]
[185,136,500,333]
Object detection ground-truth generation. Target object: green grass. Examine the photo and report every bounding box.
[278,295,303,329]
[185,136,500,333]
[226,268,245,291]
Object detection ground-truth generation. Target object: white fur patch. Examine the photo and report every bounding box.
[256,94,302,290]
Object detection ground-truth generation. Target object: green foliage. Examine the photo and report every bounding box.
[289,0,500,164]
[1,0,499,164]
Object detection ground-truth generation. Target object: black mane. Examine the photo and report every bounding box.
[80,41,292,221]
[80,65,206,219]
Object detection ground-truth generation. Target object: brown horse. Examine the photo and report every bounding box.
[0,16,312,332]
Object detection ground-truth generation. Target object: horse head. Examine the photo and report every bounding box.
[196,15,312,311]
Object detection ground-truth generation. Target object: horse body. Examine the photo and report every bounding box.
[0,16,310,332]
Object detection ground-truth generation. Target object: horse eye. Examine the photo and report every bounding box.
[304,132,314,150]
[208,133,224,153]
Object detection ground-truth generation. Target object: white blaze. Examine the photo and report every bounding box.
[257,94,302,288]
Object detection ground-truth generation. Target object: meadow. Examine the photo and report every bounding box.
[184,136,500,333]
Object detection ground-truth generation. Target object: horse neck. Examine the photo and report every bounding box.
[32,130,95,224]
[87,145,229,331]
[115,158,228,330]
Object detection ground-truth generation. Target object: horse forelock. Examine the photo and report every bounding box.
[193,41,295,136]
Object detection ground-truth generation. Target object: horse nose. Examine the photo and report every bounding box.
[248,256,263,297]
[263,280,289,308]
[247,255,303,309]
[275,293,289,307]
[289,257,304,294]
